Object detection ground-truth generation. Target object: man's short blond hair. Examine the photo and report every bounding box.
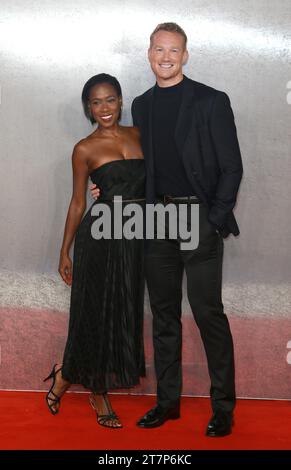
[150,22,188,49]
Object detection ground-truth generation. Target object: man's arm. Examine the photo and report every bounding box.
[131,97,139,127]
[208,92,243,228]
[89,182,100,200]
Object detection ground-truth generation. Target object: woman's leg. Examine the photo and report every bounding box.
[44,363,71,414]
[89,392,122,428]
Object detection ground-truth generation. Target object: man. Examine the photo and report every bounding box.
[91,22,243,436]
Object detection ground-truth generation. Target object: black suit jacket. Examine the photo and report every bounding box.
[131,75,243,238]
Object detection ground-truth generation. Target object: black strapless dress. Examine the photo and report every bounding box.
[62,159,146,392]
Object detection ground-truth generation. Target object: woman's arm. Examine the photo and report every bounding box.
[59,142,89,285]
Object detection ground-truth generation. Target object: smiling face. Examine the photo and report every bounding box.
[88,82,122,128]
[148,30,189,87]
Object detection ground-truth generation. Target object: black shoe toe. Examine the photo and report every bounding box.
[137,405,180,428]
[206,410,233,437]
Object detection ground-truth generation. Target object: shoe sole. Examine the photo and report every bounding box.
[206,430,232,437]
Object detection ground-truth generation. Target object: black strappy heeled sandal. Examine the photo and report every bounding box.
[43,364,63,415]
[89,393,123,428]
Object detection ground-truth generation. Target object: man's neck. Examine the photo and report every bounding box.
[156,73,184,88]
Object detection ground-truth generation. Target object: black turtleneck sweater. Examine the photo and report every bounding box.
[152,78,195,197]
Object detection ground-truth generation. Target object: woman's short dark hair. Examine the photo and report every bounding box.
[81,73,122,124]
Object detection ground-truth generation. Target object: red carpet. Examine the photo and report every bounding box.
[0,392,290,450]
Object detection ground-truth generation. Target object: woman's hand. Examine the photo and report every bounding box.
[59,252,73,286]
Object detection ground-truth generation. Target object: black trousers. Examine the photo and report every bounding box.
[145,203,235,413]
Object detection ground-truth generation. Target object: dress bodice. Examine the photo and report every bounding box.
[90,159,145,200]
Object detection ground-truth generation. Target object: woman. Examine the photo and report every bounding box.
[44,74,145,428]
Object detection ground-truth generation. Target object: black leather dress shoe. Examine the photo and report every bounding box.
[206,410,233,437]
[136,404,180,428]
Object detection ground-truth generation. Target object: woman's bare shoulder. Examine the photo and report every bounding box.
[71,137,94,163]
[128,125,140,135]
[121,125,140,139]
[74,135,99,154]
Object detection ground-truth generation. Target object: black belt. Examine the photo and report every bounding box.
[157,195,200,204]
[121,198,145,202]
[99,197,145,202]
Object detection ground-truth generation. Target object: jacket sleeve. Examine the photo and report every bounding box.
[131,97,139,127]
[208,91,243,228]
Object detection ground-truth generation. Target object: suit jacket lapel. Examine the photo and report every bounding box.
[174,76,196,154]
[147,87,155,176]
[174,77,207,201]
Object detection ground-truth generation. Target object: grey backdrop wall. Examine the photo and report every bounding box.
[0,0,291,398]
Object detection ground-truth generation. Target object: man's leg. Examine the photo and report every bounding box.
[181,205,235,414]
[145,238,184,410]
